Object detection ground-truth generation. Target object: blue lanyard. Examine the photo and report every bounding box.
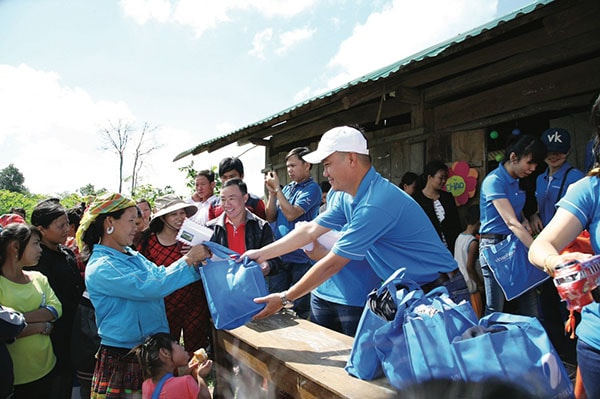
[151,372,173,399]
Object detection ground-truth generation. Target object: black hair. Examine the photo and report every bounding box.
[222,178,248,195]
[320,181,331,193]
[286,147,312,170]
[131,332,176,380]
[502,134,547,166]
[67,207,82,230]
[591,93,600,173]
[423,161,448,179]
[218,157,244,178]
[0,223,41,273]
[9,207,26,219]
[80,208,129,263]
[197,169,216,183]
[397,378,538,399]
[400,172,418,189]
[31,198,67,228]
[465,204,480,226]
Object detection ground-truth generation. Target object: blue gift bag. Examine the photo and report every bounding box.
[345,269,422,380]
[481,234,549,300]
[452,313,574,399]
[200,241,268,330]
[374,287,478,389]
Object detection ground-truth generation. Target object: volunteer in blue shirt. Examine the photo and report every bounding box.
[530,128,585,233]
[244,126,469,319]
[305,189,381,336]
[529,94,600,399]
[479,134,546,316]
[530,127,584,363]
[265,147,322,319]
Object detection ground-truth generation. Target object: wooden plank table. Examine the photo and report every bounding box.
[212,311,397,399]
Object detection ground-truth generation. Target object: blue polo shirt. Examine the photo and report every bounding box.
[480,164,525,235]
[313,191,381,307]
[556,176,600,349]
[275,177,322,263]
[535,162,584,226]
[316,167,457,285]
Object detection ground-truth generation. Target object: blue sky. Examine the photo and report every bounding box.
[0,0,536,197]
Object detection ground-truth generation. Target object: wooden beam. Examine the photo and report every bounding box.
[423,30,600,104]
[434,57,600,129]
[439,93,595,132]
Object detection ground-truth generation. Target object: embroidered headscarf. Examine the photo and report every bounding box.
[76,193,136,250]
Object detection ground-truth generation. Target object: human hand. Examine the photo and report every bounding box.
[529,214,544,236]
[543,252,593,276]
[260,261,271,276]
[264,171,280,193]
[180,243,191,255]
[242,249,268,264]
[189,358,213,379]
[252,293,283,319]
[185,244,212,266]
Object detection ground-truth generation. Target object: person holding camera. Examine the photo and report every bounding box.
[264,147,322,319]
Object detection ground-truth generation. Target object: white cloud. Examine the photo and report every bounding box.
[293,86,313,103]
[0,64,267,198]
[119,0,172,24]
[120,0,314,37]
[249,28,273,59]
[326,0,498,88]
[276,27,316,55]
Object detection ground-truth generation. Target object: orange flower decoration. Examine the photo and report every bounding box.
[445,161,478,206]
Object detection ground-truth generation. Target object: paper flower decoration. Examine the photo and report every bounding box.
[445,161,478,206]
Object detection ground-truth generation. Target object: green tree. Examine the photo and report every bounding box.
[132,184,175,208]
[0,164,28,193]
[178,161,221,196]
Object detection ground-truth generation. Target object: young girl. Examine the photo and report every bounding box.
[132,333,212,399]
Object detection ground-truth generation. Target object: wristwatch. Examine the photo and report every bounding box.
[279,291,295,309]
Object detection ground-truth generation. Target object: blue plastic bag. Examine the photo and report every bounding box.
[345,268,422,380]
[373,287,478,389]
[200,241,268,330]
[452,312,574,399]
[481,234,549,300]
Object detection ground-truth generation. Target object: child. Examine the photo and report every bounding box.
[454,205,485,318]
[132,333,212,399]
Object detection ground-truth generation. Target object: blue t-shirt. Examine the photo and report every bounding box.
[313,191,381,307]
[316,167,457,285]
[556,176,600,350]
[535,162,584,226]
[275,177,322,263]
[480,164,525,235]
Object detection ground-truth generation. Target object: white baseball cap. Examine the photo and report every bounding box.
[303,126,369,164]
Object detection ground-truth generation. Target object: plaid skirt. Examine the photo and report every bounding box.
[91,345,143,399]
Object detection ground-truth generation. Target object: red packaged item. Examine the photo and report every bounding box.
[553,255,600,312]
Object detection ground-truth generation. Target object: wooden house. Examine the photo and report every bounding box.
[175,0,600,205]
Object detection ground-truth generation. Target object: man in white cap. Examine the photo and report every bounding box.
[244,126,468,319]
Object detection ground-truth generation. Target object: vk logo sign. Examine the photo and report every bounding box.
[546,130,563,143]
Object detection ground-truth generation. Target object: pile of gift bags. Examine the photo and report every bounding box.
[346,269,574,399]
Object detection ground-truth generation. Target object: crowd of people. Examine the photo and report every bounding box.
[1,94,599,399]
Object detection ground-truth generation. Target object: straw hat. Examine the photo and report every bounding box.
[150,194,197,229]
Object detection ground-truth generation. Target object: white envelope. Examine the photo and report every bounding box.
[176,218,213,246]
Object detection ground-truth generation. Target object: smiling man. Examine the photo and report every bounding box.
[207,178,281,277]
[244,126,468,320]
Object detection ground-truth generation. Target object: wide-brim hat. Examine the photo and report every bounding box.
[150,194,197,228]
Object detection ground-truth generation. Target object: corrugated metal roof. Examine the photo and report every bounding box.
[174,0,553,161]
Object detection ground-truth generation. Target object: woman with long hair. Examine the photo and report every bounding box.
[0,223,62,399]
[479,134,546,316]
